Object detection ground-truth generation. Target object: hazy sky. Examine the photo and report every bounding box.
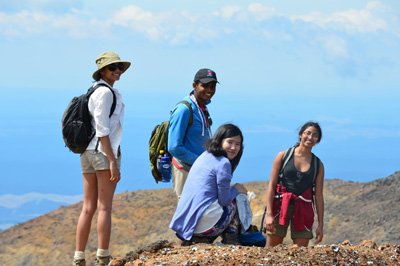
[0,1,399,229]
[1,0,399,94]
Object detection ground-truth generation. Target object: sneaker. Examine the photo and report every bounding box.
[221,232,239,245]
[180,239,193,246]
[95,256,111,266]
[180,235,215,246]
[191,235,215,244]
[72,259,86,266]
[246,224,259,232]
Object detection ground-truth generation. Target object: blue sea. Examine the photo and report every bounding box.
[0,88,398,229]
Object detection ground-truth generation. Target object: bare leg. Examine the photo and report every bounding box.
[293,238,309,247]
[267,235,283,247]
[267,235,284,247]
[75,173,98,251]
[96,169,117,249]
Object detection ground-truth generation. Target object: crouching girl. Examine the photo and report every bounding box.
[169,123,248,245]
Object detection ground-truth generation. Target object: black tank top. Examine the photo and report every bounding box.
[281,154,317,196]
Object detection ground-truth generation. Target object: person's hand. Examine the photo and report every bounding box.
[234,183,247,194]
[263,213,276,233]
[109,161,121,183]
[315,223,324,243]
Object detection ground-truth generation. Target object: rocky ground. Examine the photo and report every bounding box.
[108,239,400,266]
[2,175,400,265]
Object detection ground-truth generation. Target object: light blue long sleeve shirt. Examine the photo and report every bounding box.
[167,95,212,165]
[169,151,239,240]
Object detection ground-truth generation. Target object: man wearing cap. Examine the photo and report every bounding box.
[168,68,218,198]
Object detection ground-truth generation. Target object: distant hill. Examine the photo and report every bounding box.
[0,172,399,266]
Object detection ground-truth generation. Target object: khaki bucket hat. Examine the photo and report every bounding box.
[92,51,131,80]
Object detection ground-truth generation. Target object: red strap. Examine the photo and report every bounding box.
[172,157,183,169]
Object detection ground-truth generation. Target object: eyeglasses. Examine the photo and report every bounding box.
[303,130,319,139]
[107,63,125,72]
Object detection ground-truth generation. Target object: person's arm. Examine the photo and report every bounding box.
[167,104,198,164]
[216,160,238,206]
[314,162,325,243]
[99,136,120,183]
[263,151,284,233]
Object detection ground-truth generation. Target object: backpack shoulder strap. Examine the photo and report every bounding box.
[175,100,193,141]
[177,100,193,126]
[277,146,295,196]
[279,146,295,176]
[89,83,117,152]
[310,154,321,204]
[90,83,116,118]
[311,154,321,184]
[261,146,295,233]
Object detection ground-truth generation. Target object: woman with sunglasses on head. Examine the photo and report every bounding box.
[72,51,131,266]
[170,123,248,245]
[263,121,325,247]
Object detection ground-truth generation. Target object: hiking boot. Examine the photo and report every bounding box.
[95,256,111,266]
[180,235,215,246]
[246,224,259,233]
[180,239,193,246]
[72,259,86,266]
[221,232,239,245]
[191,235,215,244]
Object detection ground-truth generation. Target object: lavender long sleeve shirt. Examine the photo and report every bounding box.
[169,151,238,240]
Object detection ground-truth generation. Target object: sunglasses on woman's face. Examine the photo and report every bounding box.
[108,63,125,72]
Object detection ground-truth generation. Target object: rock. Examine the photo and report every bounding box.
[121,241,400,265]
[360,240,378,249]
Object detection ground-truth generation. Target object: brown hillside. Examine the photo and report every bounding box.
[0,172,399,266]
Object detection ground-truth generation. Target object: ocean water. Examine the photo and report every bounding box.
[0,88,398,228]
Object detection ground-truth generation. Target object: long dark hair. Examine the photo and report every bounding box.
[296,121,322,145]
[205,123,244,173]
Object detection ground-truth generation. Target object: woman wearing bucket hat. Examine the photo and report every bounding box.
[73,51,131,266]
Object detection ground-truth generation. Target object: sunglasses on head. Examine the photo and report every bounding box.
[107,63,125,72]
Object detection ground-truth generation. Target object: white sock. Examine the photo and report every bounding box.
[74,251,85,261]
[96,248,110,257]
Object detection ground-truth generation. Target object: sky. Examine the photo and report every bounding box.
[0,0,399,230]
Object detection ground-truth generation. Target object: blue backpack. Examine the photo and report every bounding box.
[238,225,266,247]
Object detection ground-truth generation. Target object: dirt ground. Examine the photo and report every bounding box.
[109,239,400,265]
